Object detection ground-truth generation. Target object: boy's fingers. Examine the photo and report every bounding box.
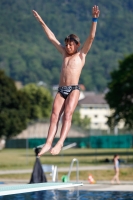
[33,12,39,18]
[32,10,36,14]
[32,10,36,15]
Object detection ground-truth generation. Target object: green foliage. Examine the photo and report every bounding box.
[0,70,30,138]
[72,111,90,130]
[0,0,133,91]
[105,54,133,129]
[22,83,53,120]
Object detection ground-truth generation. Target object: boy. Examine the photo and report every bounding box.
[32,5,100,156]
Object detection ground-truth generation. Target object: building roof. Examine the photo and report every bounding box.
[78,93,107,105]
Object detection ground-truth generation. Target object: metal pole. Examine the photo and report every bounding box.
[67,158,79,182]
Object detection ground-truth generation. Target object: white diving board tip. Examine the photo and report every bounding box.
[0,182,83,196]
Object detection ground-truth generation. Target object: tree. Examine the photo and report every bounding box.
[105,54,133,129]
[1,1,133,91]
[22,83,53,120]
[0,70,30,138]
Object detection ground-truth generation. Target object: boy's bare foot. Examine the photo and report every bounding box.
[38,142,52,157]
[111,180,114,184]
[50,141,63,155]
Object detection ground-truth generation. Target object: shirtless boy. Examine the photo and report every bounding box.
[32,5,100,156]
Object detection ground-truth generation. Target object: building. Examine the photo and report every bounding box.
[78,92,111,131]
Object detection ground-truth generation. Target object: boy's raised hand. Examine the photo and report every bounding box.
[32,10,43,23]
[92,5,100,18]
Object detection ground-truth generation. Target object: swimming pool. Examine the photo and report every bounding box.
[0,190,133,200]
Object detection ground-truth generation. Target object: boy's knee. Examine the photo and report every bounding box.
[63,111,73,121]
[51,112,59,122]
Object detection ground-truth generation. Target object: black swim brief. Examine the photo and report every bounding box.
[58,85,80,99]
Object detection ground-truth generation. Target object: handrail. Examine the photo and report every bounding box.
[42,164,58,182]
[67,158,79,182]
[53,166,58,182]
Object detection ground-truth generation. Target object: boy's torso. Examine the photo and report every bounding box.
[59,51,85,86]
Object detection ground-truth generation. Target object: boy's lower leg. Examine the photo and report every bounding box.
[50,116,72,155]
[38,93,66,156]
[38,121,59,156]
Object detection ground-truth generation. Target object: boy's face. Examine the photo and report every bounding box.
[65,41,80,55]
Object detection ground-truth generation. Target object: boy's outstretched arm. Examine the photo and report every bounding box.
[81,5,100,55]
[32,10,64,54]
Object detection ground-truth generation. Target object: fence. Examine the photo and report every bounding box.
[5,135,133,148]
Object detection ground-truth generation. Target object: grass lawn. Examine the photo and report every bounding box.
[0,148,133,181]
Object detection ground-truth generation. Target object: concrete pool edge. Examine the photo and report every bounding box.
[0,180,133,191]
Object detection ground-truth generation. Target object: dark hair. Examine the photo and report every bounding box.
[64,34,80,45]
[114,154,119,158]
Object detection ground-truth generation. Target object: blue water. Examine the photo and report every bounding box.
[0,190,133,200]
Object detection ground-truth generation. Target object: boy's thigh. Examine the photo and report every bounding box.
[52,93,65,114]
[64,90,80,112]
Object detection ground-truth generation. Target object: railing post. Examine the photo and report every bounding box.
[67,158,79,182]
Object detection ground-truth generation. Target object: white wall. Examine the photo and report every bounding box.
[79,104,111,130]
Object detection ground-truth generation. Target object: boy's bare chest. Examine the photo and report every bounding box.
[63,55,82,69]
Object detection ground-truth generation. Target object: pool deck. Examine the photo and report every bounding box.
[0,180,133,191]
[57,180,133,191]
[80,182,133,191]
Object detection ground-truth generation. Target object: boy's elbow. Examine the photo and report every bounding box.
[90,34,95,40]
[48,35,55,42]
[47,32,55,41]
[87,35,95,45]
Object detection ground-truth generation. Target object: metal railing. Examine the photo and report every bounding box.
[42,164,58,182]
[67,158,79,182]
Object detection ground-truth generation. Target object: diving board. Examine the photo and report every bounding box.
[0,182,83,196]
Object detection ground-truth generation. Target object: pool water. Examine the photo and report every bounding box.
[0,190,133,200]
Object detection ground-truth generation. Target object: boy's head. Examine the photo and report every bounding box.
[64,34,80,55]
[64,34,80,45]
[114,154,119,159]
